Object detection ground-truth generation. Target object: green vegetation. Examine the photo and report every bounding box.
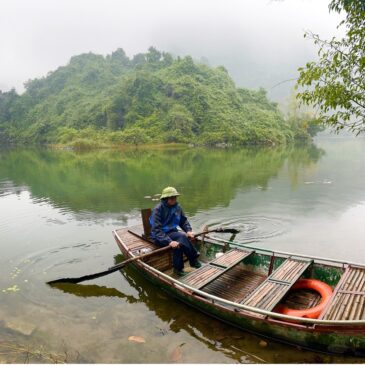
[0,47,317,147]
[0,146,323,215]
[297,0,365,135]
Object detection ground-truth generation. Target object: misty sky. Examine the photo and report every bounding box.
[1,0,342,100]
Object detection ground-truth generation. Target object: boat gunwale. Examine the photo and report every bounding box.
[113,229,365,327]
[204,236,364,269]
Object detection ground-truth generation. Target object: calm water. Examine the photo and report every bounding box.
[1,136,365,363]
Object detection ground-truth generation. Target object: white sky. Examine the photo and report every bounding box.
[0,0,342,98]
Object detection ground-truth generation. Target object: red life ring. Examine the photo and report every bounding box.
[275,279,333,319]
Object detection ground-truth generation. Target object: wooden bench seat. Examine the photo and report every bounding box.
[320,266,365,320]
[241,258,312,311]
[182,249,253,289]
[115,228,172,271]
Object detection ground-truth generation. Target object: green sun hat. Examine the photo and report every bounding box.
[160,186,180,199]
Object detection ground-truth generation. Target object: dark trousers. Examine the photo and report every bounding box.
[156,231,198,271]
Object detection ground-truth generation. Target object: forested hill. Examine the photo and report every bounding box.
[0,47,315,147]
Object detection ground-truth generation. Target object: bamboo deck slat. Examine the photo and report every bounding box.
[321,267,365,320]
[182,249,253,289]
[116,228,172,271]
[241,258,311,311]
[183,265,224,287]
[281,289,321,310]
[203,266,266,302]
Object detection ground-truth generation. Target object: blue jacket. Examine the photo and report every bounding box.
[150,200,192,245]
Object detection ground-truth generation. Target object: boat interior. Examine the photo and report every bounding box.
[115,224,365,321]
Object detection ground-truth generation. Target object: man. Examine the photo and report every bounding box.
[149,186,202,276]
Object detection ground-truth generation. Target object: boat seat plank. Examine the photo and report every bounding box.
[241,258,312,311]
[321,266,365,320]
[116,229,156,253]
[182,265,224,288]
[182,249,253,289]
[210,249,252,268]
[115,228,172,271]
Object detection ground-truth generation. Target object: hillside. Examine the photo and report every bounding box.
[0,47,315,147]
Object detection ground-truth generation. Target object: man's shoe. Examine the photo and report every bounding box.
[191,260,202,269]
[173,269,187,277]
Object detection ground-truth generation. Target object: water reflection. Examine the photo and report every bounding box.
[49,258,268,363]
[2,139,365,363]
[0,145,324,215]
[50,282,139,303]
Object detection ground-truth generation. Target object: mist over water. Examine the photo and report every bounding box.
[0,0,342,101]
[1,137,365,362]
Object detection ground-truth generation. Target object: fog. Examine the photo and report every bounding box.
[0,0,342,100]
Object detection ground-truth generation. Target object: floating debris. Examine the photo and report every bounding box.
[128,335,145,343]
[259,340,268,347]
[5,320,36,336]
[304,180,333,185]
[10,267,21,279]
[169,343,185,362]
[5,285,20,293]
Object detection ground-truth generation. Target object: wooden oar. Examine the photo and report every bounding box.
[194,227,240,238]
[47,245,171,285]
[47,226,240,285]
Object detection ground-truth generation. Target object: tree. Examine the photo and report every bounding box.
[296,0,365,134]
[146,47,162,63]
[0,46,312,146]
[0,89,18,122]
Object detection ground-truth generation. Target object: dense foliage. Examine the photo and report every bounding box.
[0,47,315,146]
[297,0,365,135]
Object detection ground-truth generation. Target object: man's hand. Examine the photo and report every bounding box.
[186,231,195,240]
[169,241,180,249]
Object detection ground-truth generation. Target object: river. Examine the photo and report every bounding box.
[1,136,365,363]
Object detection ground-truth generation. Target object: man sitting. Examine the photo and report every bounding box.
[149,186,202,276]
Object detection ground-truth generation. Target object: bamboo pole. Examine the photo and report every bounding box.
[280,261,297,281]
[327,295,341,320]
[286,264,302,282]
[276,261,295,280]
[264,285,287,310]
[336,269,361,320]
[247,282,273,307]
[328,269,358,320]
[350,270,365,319]
[355,274,365,319]
[344,279,362,320]
[346,270,365,319]
[250,283,272,307]
[259,283,279,308]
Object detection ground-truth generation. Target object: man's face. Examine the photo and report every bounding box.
[167,196,177,206]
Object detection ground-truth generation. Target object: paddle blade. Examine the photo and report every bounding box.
[215,227,240,234]
[47,265,123,285]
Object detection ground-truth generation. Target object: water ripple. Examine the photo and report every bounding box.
[203,215,291,244]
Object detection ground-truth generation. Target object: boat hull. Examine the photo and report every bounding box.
[114,230,365,356]
[140,265,365,356]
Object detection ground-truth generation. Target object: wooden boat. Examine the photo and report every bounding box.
[113,225,365,356]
